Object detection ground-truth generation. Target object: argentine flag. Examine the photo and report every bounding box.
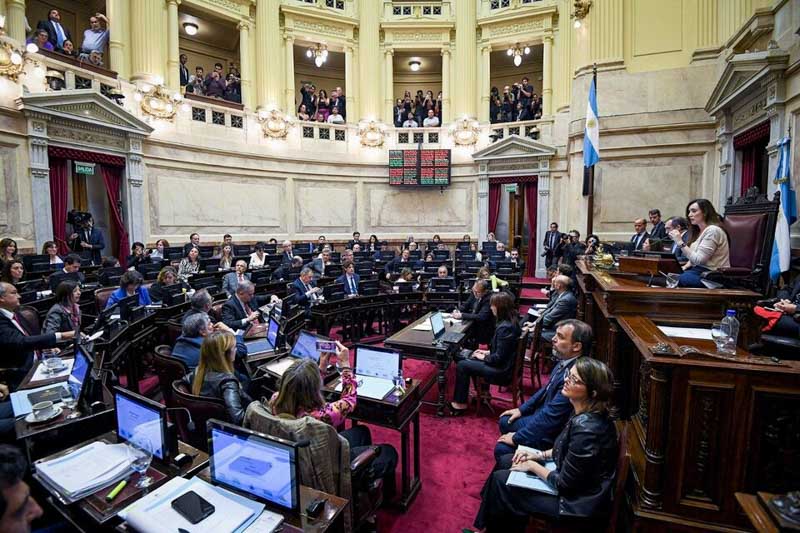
[583,77,600,167]
[769,136,796,281]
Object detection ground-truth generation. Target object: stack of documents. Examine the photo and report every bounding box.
[122,477,269,533]
[35,442,133,502]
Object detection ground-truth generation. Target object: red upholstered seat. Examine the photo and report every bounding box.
[721,212,767,270]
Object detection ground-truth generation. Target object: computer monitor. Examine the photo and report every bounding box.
[290,330,330,363]
[430,311,446,340]
[354,345,401,381]
[394,282,414,293]
[116,294,140,322]
[66,346,93,406]
[114,386,169,460]
[430,277,456,292]
[208,419,300,511]
[234,245,252,256]
[323,283,344,301]
[325,264,343,278]
[266,314,280,348]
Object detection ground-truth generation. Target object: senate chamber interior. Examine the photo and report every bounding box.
[0,0,798,532]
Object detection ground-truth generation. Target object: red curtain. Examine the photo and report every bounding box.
[524,181,538,277]
[48,146,125,167]
[488,183,501,234]
[100,165,129,268]
[740,145,757,194]
[49,158,70,255]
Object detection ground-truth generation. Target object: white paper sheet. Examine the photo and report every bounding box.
[243,510,284,533]
[657,325,713,341]
[30,358,74,383]
[35,442,132,497]
[412,322,432,331]
[506,460,558,495]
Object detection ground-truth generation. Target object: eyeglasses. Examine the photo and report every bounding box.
[564,373,584,386]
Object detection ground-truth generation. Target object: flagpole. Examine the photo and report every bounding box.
[587,63,597,236]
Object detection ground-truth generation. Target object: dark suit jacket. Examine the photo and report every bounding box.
[179,64,190,86]
[650,221,667,241]
[544,230,561,252]
[291,278,317,309]
[304,258,327,280]
[221,295,254,330]
[222,272,251,296]
[42,304,78,335]
[384,257,412,274]
[336,273,360,295]
[482,320,521,376]
[37,19,71,49]
[541,290,578,331]
[630,231,649,251]
[459,294,494,344]
[332,95,346,120]
[281,251,294,266]
[71,227,105,265]
[669,232,689,263]
[48,270,86,291]
[0,312,58,388]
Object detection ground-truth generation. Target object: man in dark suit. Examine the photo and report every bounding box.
[182,233,201,257]
[509,248,525,273]
[222,260,251,296]
[48,254,86,291]
[280,240,294,266]
[664,216,688,263]
[271,256,303,282]
[332,87,346,121]
[452,280,494,345]
[537,275,577,341]
[347,231,362,250]
[494,319,592,469]
[179,54,190,87]
[630,218,649,251]
[69,216,105,265]
[304,250,331,281]
[336,260,360,296]
[648,209,667,241]
[292,268,322,316]
[221,280,260,330]
[0,282,75,389]
[384,248,412,280]
[37,8,71,50]
[542,222,561,267]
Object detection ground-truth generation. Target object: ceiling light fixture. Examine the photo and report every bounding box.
[183,22,199,36]
[307,43,328,68]
[506,44,530,67]
[409,59,421,72]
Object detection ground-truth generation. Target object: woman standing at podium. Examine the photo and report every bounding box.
[673,199,730,288]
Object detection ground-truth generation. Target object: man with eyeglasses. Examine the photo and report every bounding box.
[80,13,109,57]
[493,319,592,470]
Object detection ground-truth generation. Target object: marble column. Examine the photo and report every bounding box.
[27,117,52,250]
[716,115,735,208]
[555,0,573,112]
[696,0,719,49]
[284,34,295,113]
[453,0,477,118]
[130,0,166,82]
[0,1,5,22]
[441,47,451,123]
[5,0,25,44]
[238,21,252,109]
[384,48,394,123]
[107,0,129,77]
[542,35,553,116]
[479,45,491,122]
[255,0,281,110]
[358,0,381,120]
[535,171,551,278]
[345,45,356,120]
[125,140,146,244]
[166,0,181,91]
[478,171,489,243]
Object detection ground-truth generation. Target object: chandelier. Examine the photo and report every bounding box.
[306,44,328,68]
[0,15,42,81]
[133,78,184,119]
[506,43,530,67]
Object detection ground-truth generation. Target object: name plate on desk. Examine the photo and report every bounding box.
[618,255,681,275]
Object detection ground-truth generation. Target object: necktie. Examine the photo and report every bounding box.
[54,22,66,46]
[10,314,29,336]
[238,274,244,283]
[243,300,252,315]
[349,276,357,294]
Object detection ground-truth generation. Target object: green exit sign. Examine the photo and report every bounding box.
[74,162,95,175]
[504,183,518,194]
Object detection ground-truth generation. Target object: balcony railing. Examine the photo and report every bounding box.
[384,1,451,20]
[288,0,353,16]
[480,0,544,18]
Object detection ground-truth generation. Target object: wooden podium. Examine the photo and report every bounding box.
[618,254,682,275]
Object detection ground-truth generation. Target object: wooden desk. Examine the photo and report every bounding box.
[616,315,800,532]
[575,259,761,417]
[384,312,471,416]
[736,493,782,533]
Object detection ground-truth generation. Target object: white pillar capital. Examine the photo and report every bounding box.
[165,0,181,6]
[238,20,250,32]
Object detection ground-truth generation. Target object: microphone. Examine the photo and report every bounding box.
[166,407,195,432]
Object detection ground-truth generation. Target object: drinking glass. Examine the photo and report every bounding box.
[710,322,729,353]
[42,350,61,375]
[665,273,680,288]
[127,438,154,488]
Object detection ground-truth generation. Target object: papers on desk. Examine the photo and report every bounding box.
[336,375,395,400]
[30,357,74,384]
[657,325,713,341]
[506,460,558,495]
[412,322,432,331]
[35,442,133,502]
[86,329,105,342]
[11,383,67,416]
[123,477,266,533]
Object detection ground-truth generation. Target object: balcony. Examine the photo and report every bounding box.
[383,1,452,21]
[286,0,355,18]
[479,0,546,19]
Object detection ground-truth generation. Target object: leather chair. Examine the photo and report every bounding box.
[754,333,800,360]
[172,380,228,451]
[94,286,117,313]
[152,346,188,408]
[473,331,529,415]
[17,305,42,336]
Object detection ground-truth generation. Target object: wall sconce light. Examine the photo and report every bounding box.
[357,119,387,147]
[572,0,592,28]
[134,81,182,119]
[506,44,530,67]
[258,107,292,138]
[409,59,421,72]
[183,22,199,36]
[0,15,40,81]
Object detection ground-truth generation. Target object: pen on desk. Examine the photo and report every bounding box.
[105,479,127,502]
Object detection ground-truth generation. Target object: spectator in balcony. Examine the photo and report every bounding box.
[518,76,533,108]
[297,104,311,121]
[515,101,532,121]
[394,99,405,128]
[82,50,104,67]
[436,91,443,120]
[224,73,241,103]
[403,112,418,128]
[490,96,501,124]
[186,67,205,95]
[333,86,346,120]
[80,13,109,57]
[179,54,190,87]
[316,89,330,122]
[501,85,516,121]
[204,64,227,98]
[27,29,54,52]
[327,106,345,125]
[37,9,71,50]
[60,39,77,58]
[423,109,440,127]
[300,83,317,117]
[531,93,542,118]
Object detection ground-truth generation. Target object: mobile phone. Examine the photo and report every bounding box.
[316,340,336,353]
[171,491,215,524]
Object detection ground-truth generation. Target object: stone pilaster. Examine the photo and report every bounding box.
[358,0,381,120]
[454,0,477,118]
[238,21,252,109]
[166,0,181,91]
[255,0,282,110]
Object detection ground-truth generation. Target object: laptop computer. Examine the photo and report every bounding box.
[262,330,332,377]
[24,346,92,407]
[336,345,402,401]
[244,315,281,364]
[431,311,465,344]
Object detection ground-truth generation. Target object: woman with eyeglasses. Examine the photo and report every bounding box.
[472,357,618,531]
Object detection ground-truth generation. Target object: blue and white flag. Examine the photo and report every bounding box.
[583,77,600,168]
[770,136,796,281]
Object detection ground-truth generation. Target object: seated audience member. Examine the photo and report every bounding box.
[630,218,649,251]
[249,243,268,269]
[313,236,327,254]
[0,282,75,388]
[765,290,800,339]
[183,288,213,325]
[351,243,362,254]
[337,260,360,296]
[453,279,494,344]
[297,104,311,121]
[48,254,85,291]
[436,265,449,279]
[105,271,151,309]
[216,244,234,271]
[366,234,380,253]
[292,268,322,314]
[384,248,413,279]
[0,261,23,287]
[450,292,521,413]
[0,238,17,267]
[644,216,688,262]
[0,445,45,525]
[221,280,261,330]
[149,238,169,261]
[80,13,109,56]
[60,38,77,57]
[271,256,303,282]
[173,312,245,369]
[394,268,418,291]
[43,281,81,334]
[469,242,483,262]
[148,266,185,303]
[182,233,201,256]
[510,249,525,272]
[183,331,252,425]
[527,275,577,341]
[475,357,617,531]
[402,112,418,128]
[280,240,294,265]
[42,241,63,267]
[673,198,730,288]
[477,266,508,292]
[222,260,250,296]
[348,231,362,250]
[126,241,150,270]
[495,319,591,469]
[304,250,331,280]
[423,109,440,127]
[496,242,511,259]
[648,208,667,240]
[326,106,345,124]
[255,346,398,497]
[177,246,201,281]
[82,49,105,68]
[27,29,54,51]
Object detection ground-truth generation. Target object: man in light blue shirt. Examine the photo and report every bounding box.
[80,13,109,55]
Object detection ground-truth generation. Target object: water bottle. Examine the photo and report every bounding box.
[393,368,406,396]
[721,309,739,354]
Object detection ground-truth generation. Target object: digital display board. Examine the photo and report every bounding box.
[389,149,451,186]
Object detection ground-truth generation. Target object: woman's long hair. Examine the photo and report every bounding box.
[270,359,325,417]
[573,357,614,415]
[686,198,723,246]
[193,331,235,396]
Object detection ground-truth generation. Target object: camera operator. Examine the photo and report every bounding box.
[68,213,105,265]
[501,85,516,122]
[560,230,586,270]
